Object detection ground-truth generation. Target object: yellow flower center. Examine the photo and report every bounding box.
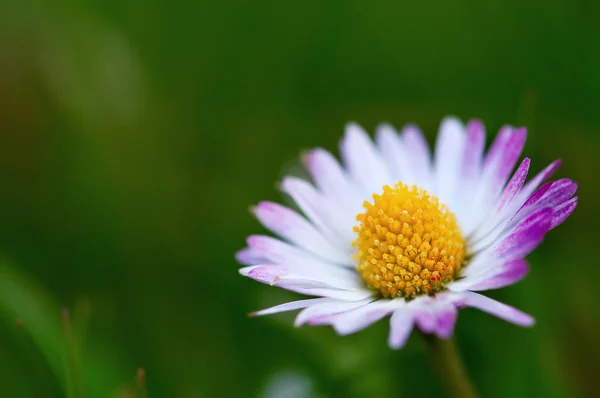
[354,183,466,299]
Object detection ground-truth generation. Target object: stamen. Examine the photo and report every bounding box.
[354,183,465,298]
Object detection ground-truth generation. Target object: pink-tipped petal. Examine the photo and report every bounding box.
[235,247,268,265]
[273,278,374,301]
[466,259,530,291]
[295,299,372,326]
[240,263,363,294]
[497,158,531,211]
[483,126,527,199]
[463,291,535,326]
[240,265,288,284]
[519,179,577,217]
[253,201,350,264]
[468,126,527,232]
[388,309,414,349]
[245,235,355,280]
[251,298,332,317]
[331,300,400,336]
[244,237,361,292]
[467,158,532,246]
[492,207,552,260]
[517,159,562,202]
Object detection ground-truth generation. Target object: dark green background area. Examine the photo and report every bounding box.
[0,0,598,397]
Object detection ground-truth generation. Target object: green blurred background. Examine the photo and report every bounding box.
[0,0,599,397]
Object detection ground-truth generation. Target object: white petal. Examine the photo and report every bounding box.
[274,278,373,301]
[251,298,332,317]
[388,308,414,349]
[434,117,466,208]
[375,123,409,182]
[461,119,486,184]
[401,124,433,190]
[303,148,361,214]
[281,177,355,245]
[331,299,403,336]
[455,119,486,230]
[294,298,373,326]
[462,291,534,326]
[253,201,350,264]
[235,246,268,265]
[246,236,355,278]
[340,123,392,196]
[240,263,362,291]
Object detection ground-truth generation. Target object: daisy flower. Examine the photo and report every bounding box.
[237,117,577,349]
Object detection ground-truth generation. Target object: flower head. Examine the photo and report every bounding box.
[237,117,577,349]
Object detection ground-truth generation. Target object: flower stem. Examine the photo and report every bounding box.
[420,332,479,398]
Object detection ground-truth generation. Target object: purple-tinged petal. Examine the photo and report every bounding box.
[388,309,414,349]
[340,123,392,195]
[235,247,268,265]
[413,308,436,334]
[521,179,577,211]
[551,196,578,229]
[497,158,530,211]
[513,179,577,226]
[517,159,562,202]
[434,304,458,339]
[467,259,530,291]
[466,126,527,234]
[251,298,332,317]
[295,299,372,326]
[467,158,532,246]
[407,296,458,339]
[463,291,535,326]
[518,181,552,211]
[331,300,401,336]
[482,126,527,198]
[252,201,350,265]
[491,207,552,260]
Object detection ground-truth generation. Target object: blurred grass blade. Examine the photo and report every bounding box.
[0,259,75,395]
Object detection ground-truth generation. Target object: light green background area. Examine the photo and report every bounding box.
[0,0,598,397]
